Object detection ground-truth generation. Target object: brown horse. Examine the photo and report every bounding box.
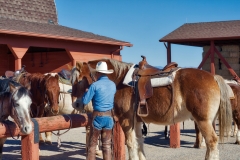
[15,72,60,143]
[71,58,232,160]
[194,80,240,148]
[0,79,32,160]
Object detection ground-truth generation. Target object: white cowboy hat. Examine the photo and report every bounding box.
[95,61,114,74]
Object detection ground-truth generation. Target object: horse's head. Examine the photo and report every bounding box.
[70,62,94,112]
[70,59,131,112]
[9,82,32,134]
[44,74,60,115]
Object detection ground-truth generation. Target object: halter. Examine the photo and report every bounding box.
[10,88,23,126]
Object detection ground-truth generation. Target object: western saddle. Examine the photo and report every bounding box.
[133,55,178,117]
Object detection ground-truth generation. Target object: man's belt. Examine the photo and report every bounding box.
[93,110,112,117]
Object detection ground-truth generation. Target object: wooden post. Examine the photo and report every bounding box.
[170,123,180,148]
[210,41,215,75]
[21,132,39,160]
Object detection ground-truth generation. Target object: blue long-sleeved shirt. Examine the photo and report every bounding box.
[82,75,116,112]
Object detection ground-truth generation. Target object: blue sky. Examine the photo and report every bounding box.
[55,0,240,67]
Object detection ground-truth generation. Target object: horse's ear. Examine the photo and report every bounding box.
[66,64,73,70]
[76,62,83,72]
[9,82,16,92]
[54,74,59,79]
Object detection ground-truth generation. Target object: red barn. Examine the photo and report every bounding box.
[0,0,132,74]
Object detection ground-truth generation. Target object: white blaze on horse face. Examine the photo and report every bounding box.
[13,93,33,134]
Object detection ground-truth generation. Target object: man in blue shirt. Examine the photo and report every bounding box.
[83,61,116,160]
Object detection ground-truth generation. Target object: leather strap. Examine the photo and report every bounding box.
[93,110,112,117]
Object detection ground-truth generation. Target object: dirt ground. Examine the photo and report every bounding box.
[2,120,240,160]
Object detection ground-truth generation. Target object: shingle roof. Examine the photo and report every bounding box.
[160,20,240,47]
[0,0,58,24]
[0,17,132,46]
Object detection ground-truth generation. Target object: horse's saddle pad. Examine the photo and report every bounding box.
[123,64,138,87]
[123,65,180,88]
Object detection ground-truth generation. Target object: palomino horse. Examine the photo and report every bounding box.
[194,80,240,148]
[71,58,232,160]
[0,79,32,159]
[15,72,60,143]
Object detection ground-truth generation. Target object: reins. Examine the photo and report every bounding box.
[51,114,72,148]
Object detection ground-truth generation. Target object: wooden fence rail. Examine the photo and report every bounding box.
[0,114,125,160]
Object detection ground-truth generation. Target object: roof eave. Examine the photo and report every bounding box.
[159,36,240,43]
[0,29,133,47]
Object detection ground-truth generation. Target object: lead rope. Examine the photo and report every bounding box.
[51,114,72,147]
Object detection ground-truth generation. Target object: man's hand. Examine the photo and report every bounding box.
[85,88,88,92]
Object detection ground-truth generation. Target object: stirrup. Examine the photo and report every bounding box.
[137,100,149,117]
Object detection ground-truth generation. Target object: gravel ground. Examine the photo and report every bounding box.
[2,120,240,160]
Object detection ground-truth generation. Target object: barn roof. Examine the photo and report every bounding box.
[159,20,240,47]
[0,0,58,24]
[0,17,132,47]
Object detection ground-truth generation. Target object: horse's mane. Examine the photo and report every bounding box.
[0,79,30,99]
[88,59,133,79]
[0,79,21,95]
[70,67,79,85]
[108,59,133,78]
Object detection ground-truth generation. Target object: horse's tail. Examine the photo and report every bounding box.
[214,75,232,142]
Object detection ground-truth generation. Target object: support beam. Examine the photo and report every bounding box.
[165,42,180,148]
[167,42,171,64]
[7,46,28,71]
[198,48,211,69]
[214,47,240,79]
[210,41,215,75]
[65,50,79,66]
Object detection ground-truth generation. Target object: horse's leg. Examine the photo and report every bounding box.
[234,120,240,144]
[164,126,169,139]
[0,138,6,160]
[193,121,203,148]
[197,121,219,160]
[45,132,52,145]
[125,120,146,160]
[193,121,206,148]
[233,121,238,137]
[39,133,45,144]
[135,122,145,160]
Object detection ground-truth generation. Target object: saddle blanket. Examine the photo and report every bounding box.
[123,64,180,87]
[224,79,236,99]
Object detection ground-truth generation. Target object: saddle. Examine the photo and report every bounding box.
[5,65,26,79]
[133,55,178,117]
[58,69,71,80]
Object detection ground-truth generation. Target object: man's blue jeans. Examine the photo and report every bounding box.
[92,116,114,130]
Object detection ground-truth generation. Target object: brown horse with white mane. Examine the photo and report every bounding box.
[71,58,232,160]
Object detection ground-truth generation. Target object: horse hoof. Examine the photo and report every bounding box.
[39,140,45,144]
[234,141,240,145]
[193,144,201,148]
[45,141,52,145]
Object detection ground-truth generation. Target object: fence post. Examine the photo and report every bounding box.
[21,131,39,160]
